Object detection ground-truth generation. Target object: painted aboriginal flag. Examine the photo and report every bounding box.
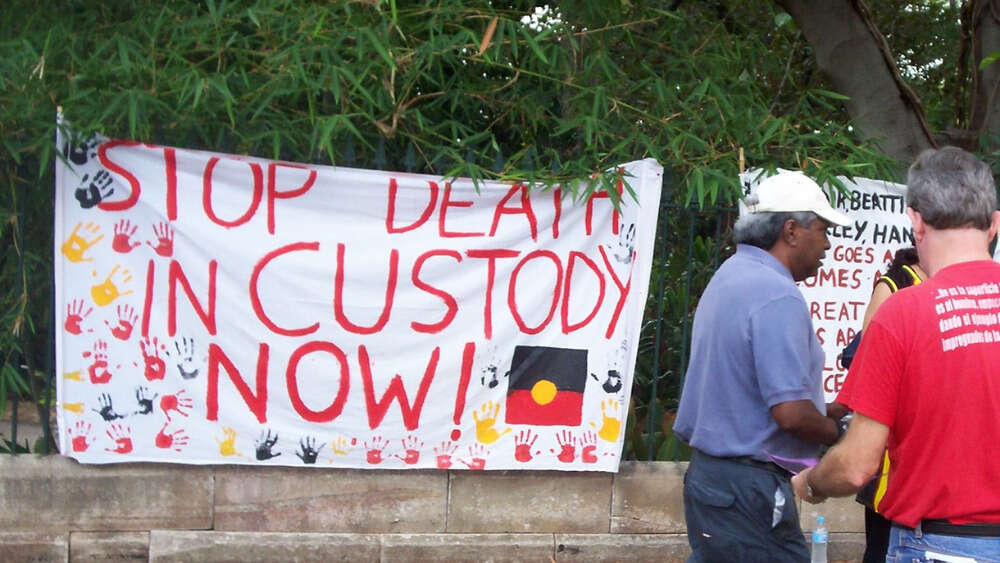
[505,345,588,426]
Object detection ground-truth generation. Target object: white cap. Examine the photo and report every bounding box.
[746,172,851,226]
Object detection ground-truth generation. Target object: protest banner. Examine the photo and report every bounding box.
[55,124,661,471]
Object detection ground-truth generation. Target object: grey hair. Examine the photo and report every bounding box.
[906,146,997,230]
[733,206,819,250]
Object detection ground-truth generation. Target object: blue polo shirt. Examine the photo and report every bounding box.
[673,244,825,461]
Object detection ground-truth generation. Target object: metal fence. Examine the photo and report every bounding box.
[629,174,737,461]
[2,159,737,461]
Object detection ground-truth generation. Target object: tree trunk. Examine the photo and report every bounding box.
[968,0,1000,143]
[775,0,935,167]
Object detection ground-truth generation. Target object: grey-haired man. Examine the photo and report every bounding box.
[674,171,849,562]
[793,146,1000,562]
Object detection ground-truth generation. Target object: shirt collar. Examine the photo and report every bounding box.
[736,244,793,281]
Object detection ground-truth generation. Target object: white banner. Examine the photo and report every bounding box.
[54,126,661,471]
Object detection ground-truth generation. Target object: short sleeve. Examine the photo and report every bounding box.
[749,295,817,406]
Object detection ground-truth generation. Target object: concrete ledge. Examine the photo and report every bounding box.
[555,533,690,562]
[381,533,554,562]
[0,532,68,562]
[447,470,613,533]
[214,466,447,532]
[0,455,213,532]
[149,531,380,562]
[70,531,148,562]
[828,532,866,563]
[611,461,687,533]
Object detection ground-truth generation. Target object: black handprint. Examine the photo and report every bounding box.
[171,337,200,380]
[132,386,158,415]
[603,369,623,393]
[481,364,507,389]
[93,392,125,421]
[614,223,635,265]
[255,429,281,461]
[479,361,509,389]
[74,169,114,209]
[590,369,623,394]
[63,138,99,166]
[295,436,324,464]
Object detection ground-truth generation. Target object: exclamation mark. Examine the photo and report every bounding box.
[451,342,475,441]
[141,259,155,338]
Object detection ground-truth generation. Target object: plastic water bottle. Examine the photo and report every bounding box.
[811,515,828,563]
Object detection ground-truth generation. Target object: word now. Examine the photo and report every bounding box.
[207,339,475,431]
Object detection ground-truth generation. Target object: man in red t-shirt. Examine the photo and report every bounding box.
[792,146,1000,561]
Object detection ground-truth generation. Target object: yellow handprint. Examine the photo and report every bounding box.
[61,221,104,263]
[63,370,83,382]
[473,400,512,445]
[90,265,133,307]
[215,427,242,457]
[590,398,621,443]
[331,436,352,456]
[62,402,85,414]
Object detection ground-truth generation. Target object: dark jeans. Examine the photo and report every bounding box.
[683,450,809,563]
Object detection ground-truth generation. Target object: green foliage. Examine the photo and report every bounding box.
[2,1,895,199]
[868,0,963,130]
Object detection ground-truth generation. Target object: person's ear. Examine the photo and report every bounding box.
[781,218,799,246]
[906,207,925,244]
[988,210,1000,242]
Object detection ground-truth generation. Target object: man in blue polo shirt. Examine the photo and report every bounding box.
[673,171,850,562]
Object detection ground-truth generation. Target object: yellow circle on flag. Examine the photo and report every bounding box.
[530,380,557,405]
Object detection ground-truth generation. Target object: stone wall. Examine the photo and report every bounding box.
[1,455,866,562]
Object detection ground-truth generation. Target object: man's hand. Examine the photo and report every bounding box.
[792,467,827,504]
[826,401,850,420]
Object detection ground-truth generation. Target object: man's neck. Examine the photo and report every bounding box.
[920,227,993,277]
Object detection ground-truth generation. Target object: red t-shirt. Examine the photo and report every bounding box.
[839,260,1000,527]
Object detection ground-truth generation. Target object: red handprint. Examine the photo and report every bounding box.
[394,435,424,465]
[112,219,141,253]
[146,221,174,257]
[139,337,166,381]
[434,441,458,469]
[85,340,113,384]
[462,443,488,470]
[105,304,137,341]
[551,429,576,463]
[155,423,190,452]
[514,429,539,463]
[67,421,94,452]
[105,424,133,454]
[580,431,599,464]
[64,299,93,335]
[160,389,193,421]
[365,435,388,465]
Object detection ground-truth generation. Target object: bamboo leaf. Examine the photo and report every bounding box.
[360,27,396,69]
